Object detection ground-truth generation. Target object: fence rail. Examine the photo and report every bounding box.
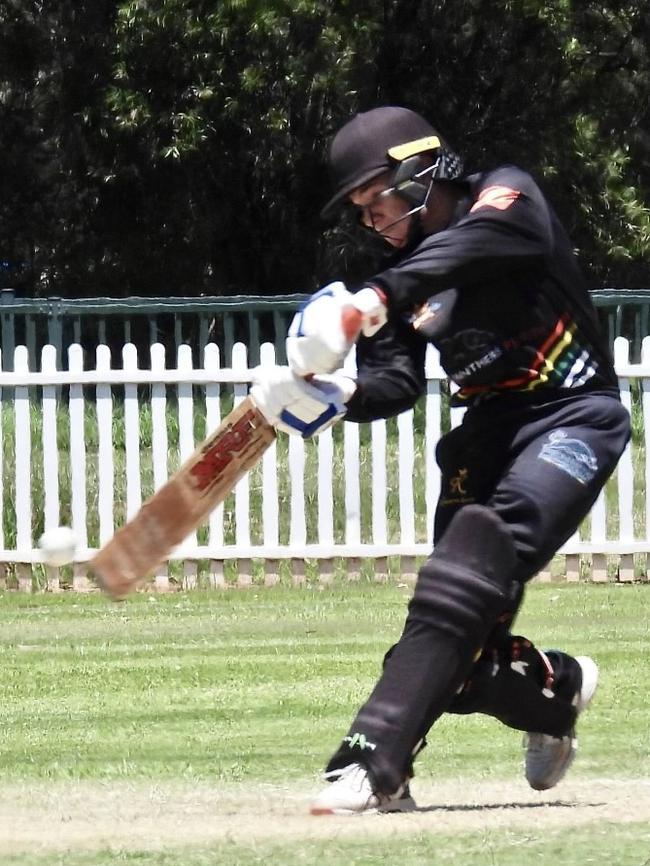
[0,337,646,591]
[2,288,650,372]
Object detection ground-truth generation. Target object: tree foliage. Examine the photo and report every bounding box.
[0,0,648,297]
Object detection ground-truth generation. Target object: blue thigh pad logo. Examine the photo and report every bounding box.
[539,430,598,484]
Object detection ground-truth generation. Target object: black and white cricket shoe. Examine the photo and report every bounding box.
[310,763,416,816]
[523,655,599,791]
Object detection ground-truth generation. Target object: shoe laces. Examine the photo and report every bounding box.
[323,763,367,787]
[323,762,413,807]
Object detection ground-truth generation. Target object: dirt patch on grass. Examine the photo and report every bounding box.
[2,777,649,855]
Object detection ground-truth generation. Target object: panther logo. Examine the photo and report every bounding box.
[539,430,598,484]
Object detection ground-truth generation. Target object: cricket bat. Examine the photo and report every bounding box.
[91,396,276,600]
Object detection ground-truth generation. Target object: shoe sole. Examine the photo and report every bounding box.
[525,735,576,791]
[310,795,417,817]
[524,655,599,791]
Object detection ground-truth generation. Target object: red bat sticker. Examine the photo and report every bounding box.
[190,407,258,491]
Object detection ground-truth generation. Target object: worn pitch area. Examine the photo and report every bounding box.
[1,777,649,855]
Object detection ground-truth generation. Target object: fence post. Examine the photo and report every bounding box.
[150,342,170,592]
[259,343,280,586]
[14,346,32,590]
[123,344,142,522]
[41,345,61,591]
[232,343,253,586]
[614,338,636,581]
[204,342,225,588]
[177,343,198,589]
[425,345,443,547]
[96,345,114,549]
[68,344,90,590]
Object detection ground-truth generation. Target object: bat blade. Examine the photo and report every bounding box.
[91,396,276,599]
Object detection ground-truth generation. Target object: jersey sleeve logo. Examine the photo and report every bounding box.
[470,185,521,212]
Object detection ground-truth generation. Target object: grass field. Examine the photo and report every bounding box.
[1,581,649,865]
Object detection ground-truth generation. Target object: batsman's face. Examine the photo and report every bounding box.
[348,174,412,248]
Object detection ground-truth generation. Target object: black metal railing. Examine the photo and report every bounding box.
[0,288,648,371]
[0,292,308,370]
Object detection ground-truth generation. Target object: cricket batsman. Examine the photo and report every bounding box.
[250,106,631,815]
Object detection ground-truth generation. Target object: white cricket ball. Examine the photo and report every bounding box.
[38,526,78,567]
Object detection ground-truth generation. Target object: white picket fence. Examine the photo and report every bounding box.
[0,336,646,591]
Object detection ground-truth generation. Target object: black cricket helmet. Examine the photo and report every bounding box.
[321,106,463,219]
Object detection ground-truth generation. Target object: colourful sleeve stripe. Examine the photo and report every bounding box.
[456,315,597,400]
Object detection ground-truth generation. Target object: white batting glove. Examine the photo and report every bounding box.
[286,282,387,376]
[249,365,356,438]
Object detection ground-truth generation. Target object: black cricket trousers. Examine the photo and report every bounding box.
[326,389,631,792]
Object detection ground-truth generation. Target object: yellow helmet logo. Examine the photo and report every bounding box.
[387,136,441,162]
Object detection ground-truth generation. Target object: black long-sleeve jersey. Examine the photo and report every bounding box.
[345,165,619,424]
